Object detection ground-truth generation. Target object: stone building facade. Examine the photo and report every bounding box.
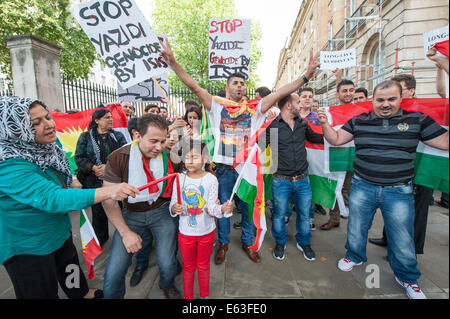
[274,0,449,106]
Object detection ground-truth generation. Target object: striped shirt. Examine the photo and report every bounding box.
[342,109,447,186]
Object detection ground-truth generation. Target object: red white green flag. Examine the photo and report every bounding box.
[80,209,102,279]
[50,104,130,174]
[325,98,449,193]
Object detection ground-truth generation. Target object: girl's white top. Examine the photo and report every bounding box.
[169,172,223,236]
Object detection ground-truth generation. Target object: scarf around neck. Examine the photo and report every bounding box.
[0,96,72,185]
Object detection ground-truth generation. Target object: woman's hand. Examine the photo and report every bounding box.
[104,183,140,201]
[69,176,82,189]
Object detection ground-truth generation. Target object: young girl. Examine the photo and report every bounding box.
[170,140,233,299]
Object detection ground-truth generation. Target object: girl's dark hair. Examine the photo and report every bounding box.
[183,105,202,126]
[179,139,209,162]
[89,108,111,130]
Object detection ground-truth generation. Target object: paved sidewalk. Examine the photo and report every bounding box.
[1,191,448,299]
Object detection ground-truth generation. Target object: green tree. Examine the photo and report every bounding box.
[152,0,262,92]
[0,0,99,82]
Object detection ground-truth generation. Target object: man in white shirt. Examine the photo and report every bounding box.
[159,39,320,264]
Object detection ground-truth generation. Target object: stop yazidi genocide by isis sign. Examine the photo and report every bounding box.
[71,0,170,89]
[117,73,169,103]
[320,48,357,70]
[208,19,251,81]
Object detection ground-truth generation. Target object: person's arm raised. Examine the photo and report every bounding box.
[260,50,320,113]
[159,39,212,111]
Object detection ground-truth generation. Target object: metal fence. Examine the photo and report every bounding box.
[1,77,256,117]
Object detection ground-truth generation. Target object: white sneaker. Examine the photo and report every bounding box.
[337,257,363,272]
[395,277,427,299]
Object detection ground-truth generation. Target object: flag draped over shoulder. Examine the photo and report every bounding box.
[325,98,449,193]
[50,104,129,174]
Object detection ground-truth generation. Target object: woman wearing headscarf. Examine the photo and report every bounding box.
[0,97,139,299]
[75,108,127,247]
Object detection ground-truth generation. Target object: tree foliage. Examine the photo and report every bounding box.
[152,0,262,92]
[0,0,99,82]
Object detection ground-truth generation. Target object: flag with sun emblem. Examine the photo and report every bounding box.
[50,104,130,173]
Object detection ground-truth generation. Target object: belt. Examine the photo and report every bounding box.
[215,163,235,171]
[273,172,308,182]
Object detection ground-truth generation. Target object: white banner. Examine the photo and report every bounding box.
[423,25,449,60]
[117,73,169,102]
[208,19,251,80]
[71,0,170,89]
[320,48,357,70]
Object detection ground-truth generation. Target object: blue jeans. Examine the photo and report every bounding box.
[345,175,421,284]
[215,166,254,245]
[135,229,153,269]
[103,202,178,298]
[271,176,312,246]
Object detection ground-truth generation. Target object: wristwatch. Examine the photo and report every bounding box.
[301,74,309,84]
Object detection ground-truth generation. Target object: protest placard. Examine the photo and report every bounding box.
[423,26,449,60]
[117,73,169,102]
[320,48,357,70]
[208,19,251,80]
[71,0,170,89]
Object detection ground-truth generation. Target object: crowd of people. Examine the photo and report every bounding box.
[0,38,448,300]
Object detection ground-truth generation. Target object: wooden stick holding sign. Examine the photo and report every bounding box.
[152,77,180,118]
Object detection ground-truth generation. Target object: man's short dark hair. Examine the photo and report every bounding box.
[127,117,138,137]
[391,74,416,90]
[355,87,368,98]
[278,94,293,109]
[145,103,160,113]
[137,113,168,136]
[298,87,314,95]
[337,79,355,92]
[255,86,271,98]
[226,72,246,84]
[160,106,168,111]
[373,80,403,98]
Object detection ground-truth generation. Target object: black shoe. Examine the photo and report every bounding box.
[368,237,388,247]
[233,221,241,229]
[163,286,182,299]
[296,243,316,261]
[273,243,286,261]
[130,266,148,287]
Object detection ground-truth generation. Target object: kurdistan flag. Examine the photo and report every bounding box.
[305,120,347,212]
[80,209,102,279]
[325,98,449,193]
[50,104,130,174]
[233,144,266,252]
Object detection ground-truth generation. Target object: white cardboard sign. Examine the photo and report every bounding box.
[117,73,169,102]
[71,0,170,89]
[320,48,357,70]
[423,26,449,60]
[208,19,251,80]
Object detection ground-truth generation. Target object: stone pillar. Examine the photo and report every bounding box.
[4,34,64,111]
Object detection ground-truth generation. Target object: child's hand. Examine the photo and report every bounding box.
[171,203,183,215]
[221,200,234,214]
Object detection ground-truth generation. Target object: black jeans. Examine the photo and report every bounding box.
[3,237,89,299]
[92,203,109,247]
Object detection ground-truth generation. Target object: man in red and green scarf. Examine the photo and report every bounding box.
[101,114,182,299]
[160,38,321,264]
